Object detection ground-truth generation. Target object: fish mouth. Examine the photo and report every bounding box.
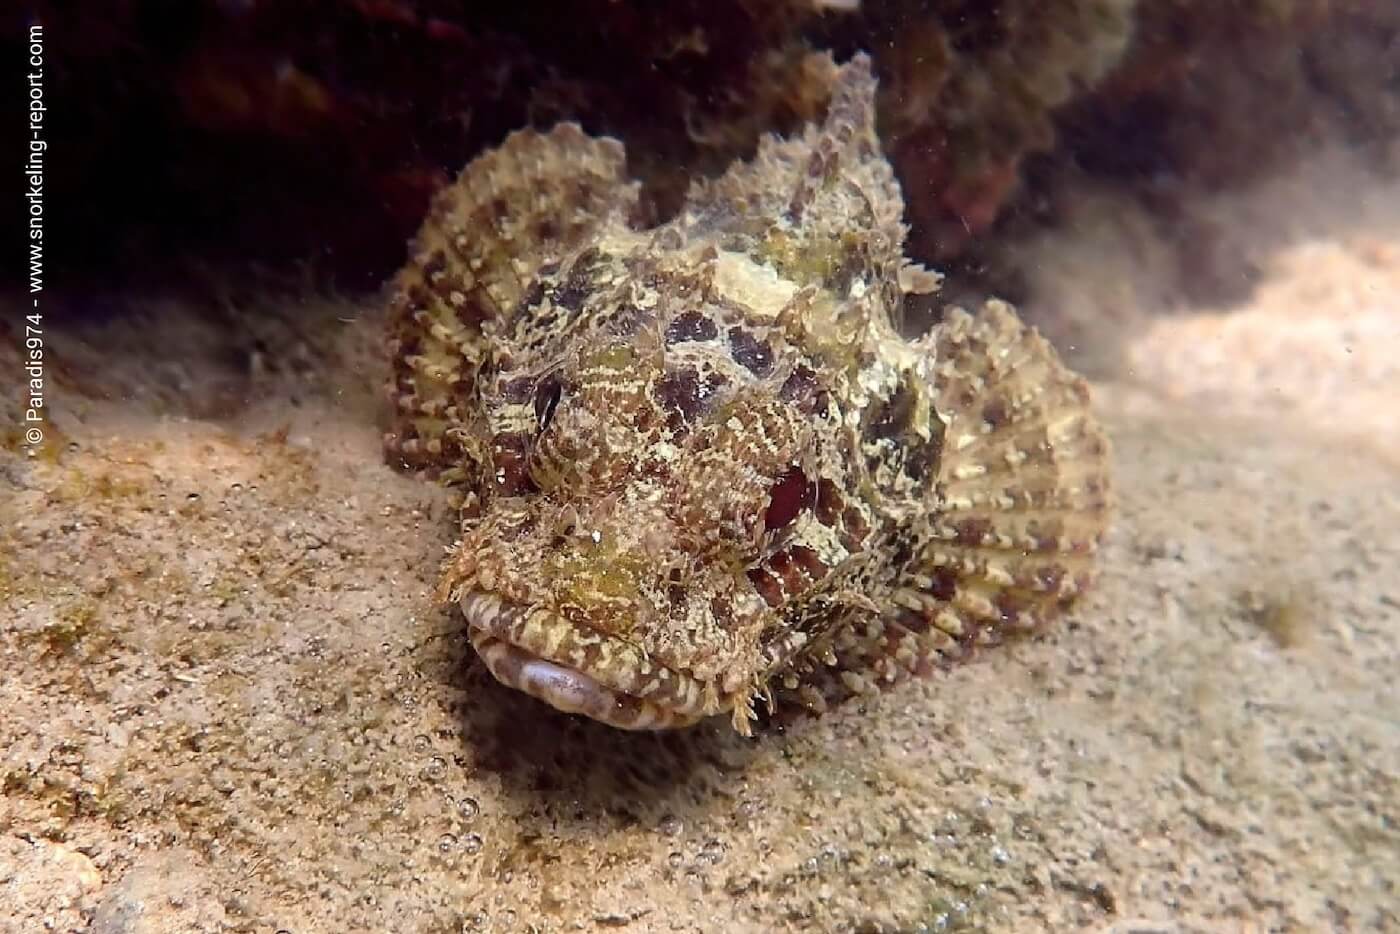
[460,591,719,730]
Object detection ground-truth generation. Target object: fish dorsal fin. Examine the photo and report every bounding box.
[678,54,908,309]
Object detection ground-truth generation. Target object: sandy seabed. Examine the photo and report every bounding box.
[2,151,1398,932]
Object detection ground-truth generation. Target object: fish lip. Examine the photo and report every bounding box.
[459,590,717,730]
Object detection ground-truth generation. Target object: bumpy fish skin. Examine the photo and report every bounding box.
[384,54,1112,734]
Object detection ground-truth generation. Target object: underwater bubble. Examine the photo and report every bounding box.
[438,833,457,853]
[667,851,684,869]
[458,796,480,821]
[462,911,489,931]
[801,857,819,876]
[462,833,484,855]
[699,839,725,865]
[413,734,432,753]
[991,844,1011,865]
[422,755,447,782]
[657,814,683,837]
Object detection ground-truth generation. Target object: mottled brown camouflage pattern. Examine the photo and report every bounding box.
[385,55,1111,733]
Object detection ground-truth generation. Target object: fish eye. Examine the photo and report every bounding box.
[534,376,563,431]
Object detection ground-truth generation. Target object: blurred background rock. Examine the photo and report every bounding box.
[13,0,1399,320]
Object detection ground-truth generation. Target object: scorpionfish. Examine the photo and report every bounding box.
[384,54,1112,734]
